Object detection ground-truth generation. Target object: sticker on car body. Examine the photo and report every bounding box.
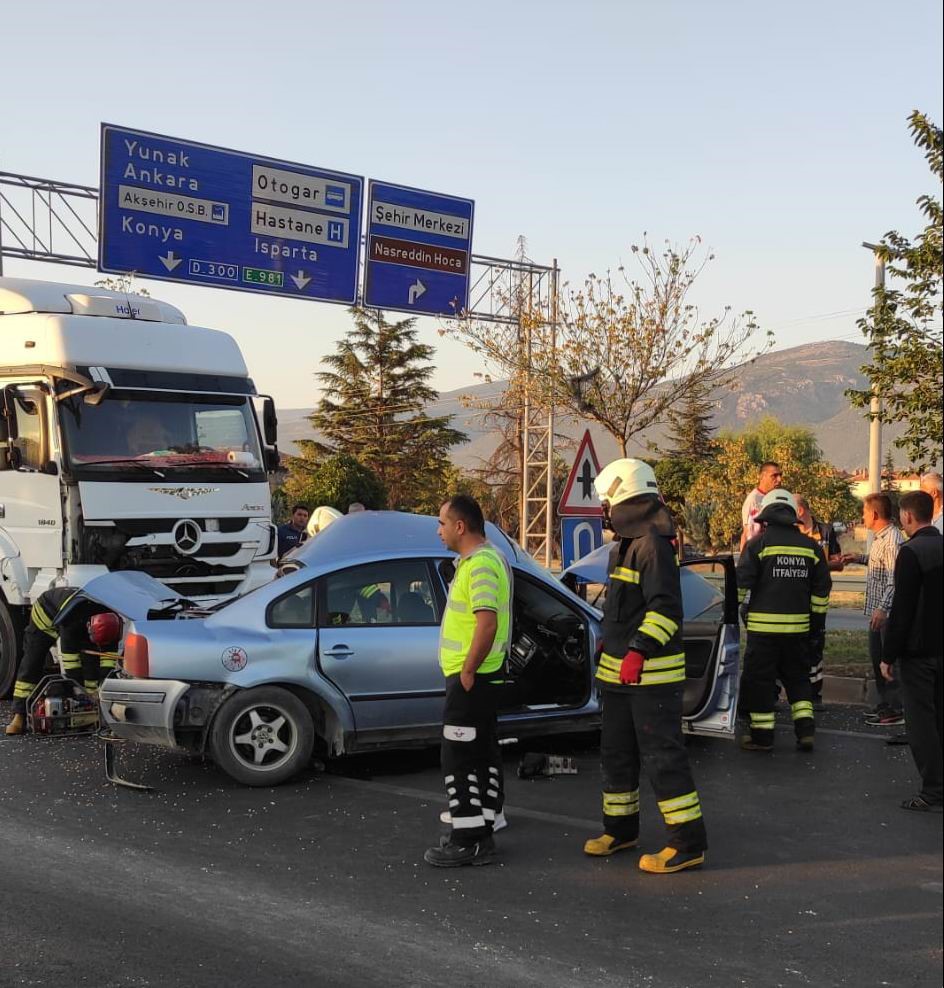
[221,646,249,671]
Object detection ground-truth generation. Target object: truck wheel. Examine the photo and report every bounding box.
[208,686,314,787]
[0,601,24,699]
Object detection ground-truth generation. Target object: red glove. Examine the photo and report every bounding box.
[620,650,645,685]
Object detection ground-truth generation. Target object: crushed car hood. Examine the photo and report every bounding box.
[65,572,185,621]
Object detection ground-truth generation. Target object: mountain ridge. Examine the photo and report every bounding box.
[277,339,909,471]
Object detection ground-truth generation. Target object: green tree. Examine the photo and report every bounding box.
[882,450,897,492]
[654,456,699,516]
[848,112,943,467]
[666,382,717,460]
[308,307,466,509]
[281,452,387,513]
[688,418,859,549]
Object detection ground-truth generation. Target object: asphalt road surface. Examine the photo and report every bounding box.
[1,702,940,988]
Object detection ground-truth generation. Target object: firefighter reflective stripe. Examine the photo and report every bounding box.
[84,680,99,691]
[750,712,776,729]
[757,546,819,561]
[447,600,468,613]
[811,594,830,614]
[610,566,641,584]
[596,652,685,686]
[658,791,703,825]
[791,700,814,721]
[738,588,748,602]
[746,611,811,633]
[60,652,82,670]
[99,653,119,670]
[12,680,36,699]
[638,610,679,645]
[30,601,58,638]
[603,790,640,816]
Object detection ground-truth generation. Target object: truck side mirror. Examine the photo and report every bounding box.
[264,446,281,473]
[263,398,278,447]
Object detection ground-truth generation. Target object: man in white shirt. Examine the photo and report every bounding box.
[739,462,784,551]
[842,493,905,726]
[919,472,943,533]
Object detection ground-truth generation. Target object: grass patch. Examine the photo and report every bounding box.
[830,590,865,609]
[823,629,871,678]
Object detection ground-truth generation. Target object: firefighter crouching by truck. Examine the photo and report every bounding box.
[585,459,708,875]
[736,489,832,752]
[4,587,122,736]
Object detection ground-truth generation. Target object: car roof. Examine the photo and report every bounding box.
[285,511,526,574]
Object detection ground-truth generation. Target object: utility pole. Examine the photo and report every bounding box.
[863,242,886,550]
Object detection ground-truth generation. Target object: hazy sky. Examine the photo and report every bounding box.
[2,0,941,408]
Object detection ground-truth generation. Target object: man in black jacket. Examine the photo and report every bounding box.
[881,490,943,812]
[736,489,832,752]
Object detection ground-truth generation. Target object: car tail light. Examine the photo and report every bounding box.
[124,634,149,678]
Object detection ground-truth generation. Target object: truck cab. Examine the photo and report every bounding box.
[0,277,279,694]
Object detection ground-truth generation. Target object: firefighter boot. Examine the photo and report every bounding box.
[4,713,25,736]
[583,834,638,857]
[638,846,705,874]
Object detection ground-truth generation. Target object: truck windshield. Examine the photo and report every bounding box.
[58,392,266,482]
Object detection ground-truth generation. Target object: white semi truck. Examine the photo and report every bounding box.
[0,277,280,695]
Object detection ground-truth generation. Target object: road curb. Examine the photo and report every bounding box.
[822,674,869,705]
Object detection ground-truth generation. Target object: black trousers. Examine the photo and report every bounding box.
[600,685,707,853]
[440,674,504,846]
[12,623,105,715]
[809,630,825,700]
[869,628,902,712]
[741,633,814,743]
[898,655,943,804]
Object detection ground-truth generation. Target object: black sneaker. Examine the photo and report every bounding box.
[866,711,905,727]
[424,835,498,868]
[862,705,888,722]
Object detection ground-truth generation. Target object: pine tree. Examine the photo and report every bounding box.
[666,383,717,461]
[305,307,467,510]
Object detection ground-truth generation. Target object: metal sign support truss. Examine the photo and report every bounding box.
[0,171,558,566]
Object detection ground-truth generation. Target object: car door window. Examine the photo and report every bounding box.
[268,583,316,628]
[320,560,440,628]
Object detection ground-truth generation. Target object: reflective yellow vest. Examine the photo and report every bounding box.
[439,544,511,677]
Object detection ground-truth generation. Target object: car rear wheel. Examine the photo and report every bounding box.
[209,686,314,786]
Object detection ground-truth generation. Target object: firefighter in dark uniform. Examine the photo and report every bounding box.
[736,489,832,752]
[4,587,122,736]
[584,459,708,875]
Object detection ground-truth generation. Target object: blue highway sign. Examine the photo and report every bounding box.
[364,181,474,317]
[561,517,604,572]
[99,124,363,304]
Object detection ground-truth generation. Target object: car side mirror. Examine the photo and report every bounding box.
[438,559,456,585]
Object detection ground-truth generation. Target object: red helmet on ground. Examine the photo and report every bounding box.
[88,611,121,647]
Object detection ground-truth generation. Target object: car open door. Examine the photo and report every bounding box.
[680,556,740,739]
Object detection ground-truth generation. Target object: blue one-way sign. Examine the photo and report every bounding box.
[99,124,363,304]
[364,181,474,317]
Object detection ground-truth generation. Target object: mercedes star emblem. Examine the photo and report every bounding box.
[172,519,203,556]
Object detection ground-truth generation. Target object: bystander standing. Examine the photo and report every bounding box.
[277,504,310,559]
[842,493,904,726]
[880,491,943,812]
[740,462,783,551]
[919,472,943,533]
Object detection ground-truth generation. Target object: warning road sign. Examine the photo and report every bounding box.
[558,430,603,516]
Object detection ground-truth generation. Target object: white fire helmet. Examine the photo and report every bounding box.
[594,458,660,507]
[306,505,343,538]
[760,488,798,514]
